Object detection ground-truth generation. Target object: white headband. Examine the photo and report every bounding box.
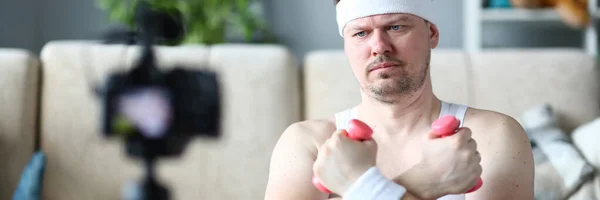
[336,0,435,37]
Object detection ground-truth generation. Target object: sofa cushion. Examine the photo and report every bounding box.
[0,49,39,200]
[469,49,600,132]
[156,44,302,200]
[303,50,361,120]
[39,41,150,200]
[429,49,471,105]
[303,49,470,120]
[39,41,301,200]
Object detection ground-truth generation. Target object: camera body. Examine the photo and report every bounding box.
[100,65,221,158]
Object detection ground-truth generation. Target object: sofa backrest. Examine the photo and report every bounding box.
[39,41,301,200]
[468,49,599,132]
[303,48,600,133]
[0,48,39,199]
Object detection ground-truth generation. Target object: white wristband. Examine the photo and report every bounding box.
[343,167,407,200]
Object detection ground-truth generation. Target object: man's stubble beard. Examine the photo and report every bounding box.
[367,52,430,104]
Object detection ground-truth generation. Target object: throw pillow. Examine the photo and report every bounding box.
[12,151,45,200]
[520,103,595,200]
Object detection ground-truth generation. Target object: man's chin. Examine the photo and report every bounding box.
[367,82,419,99]
[371,79,408,90]
[375,71,400,79]
[369,86,407,97]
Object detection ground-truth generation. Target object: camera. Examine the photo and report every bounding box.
[101,63,221,158]
[98,0,221,159]
[95,1,222,200]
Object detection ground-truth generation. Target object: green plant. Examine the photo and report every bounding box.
[97,0,276,45]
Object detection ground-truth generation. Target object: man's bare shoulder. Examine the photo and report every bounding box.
[462,107,535,199]
[463,107,524,132]
[265,119,338,200]
[280,119,337,153]
[462,107,531,153]
[286,119,337,138]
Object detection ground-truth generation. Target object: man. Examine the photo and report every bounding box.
[264,0,535,199]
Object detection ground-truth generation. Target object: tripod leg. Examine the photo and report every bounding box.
[143,178,169,200]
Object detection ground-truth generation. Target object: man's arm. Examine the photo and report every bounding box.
[264,122,330,200]
[329,196,423,200]
[392,165,444,200]
[330,195,422,200]
[466,114,535,200]
[265,121,426,200]
[327,190,422,200]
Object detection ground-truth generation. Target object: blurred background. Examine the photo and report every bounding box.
[1,0,599,200]
[0,0,593,59]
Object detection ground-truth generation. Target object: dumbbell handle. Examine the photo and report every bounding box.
[313,119,372,194]
[431,116,483,193]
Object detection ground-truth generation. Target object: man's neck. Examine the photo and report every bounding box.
[356,86,441,137]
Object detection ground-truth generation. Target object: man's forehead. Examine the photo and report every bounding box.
[335,0,435,37]
[347,13,418,25]
[344,14,420,31]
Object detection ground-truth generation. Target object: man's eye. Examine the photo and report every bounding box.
[391,25,402,30]
[354,31,366,37]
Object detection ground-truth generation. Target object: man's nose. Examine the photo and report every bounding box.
[370,30,392,57]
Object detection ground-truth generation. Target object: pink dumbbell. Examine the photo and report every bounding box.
[312,119,373,194]
[431,116,483,193]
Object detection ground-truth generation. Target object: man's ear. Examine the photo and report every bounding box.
[427,21,439,49]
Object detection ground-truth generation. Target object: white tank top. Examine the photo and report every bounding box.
[332,101,468,200]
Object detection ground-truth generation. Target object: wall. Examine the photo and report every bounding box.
[38,0,111,49]
[0,0,111,54]
[0,0,40,52]
[265,0,583,59]
[0,0,586,59]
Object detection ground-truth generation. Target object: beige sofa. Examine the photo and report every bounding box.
[0,48,40,200]
[0,40,599,200]
[37,41,301,200]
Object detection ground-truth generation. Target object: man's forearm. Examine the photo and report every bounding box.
[331,166,429,200]
[330,193,421,200]
[391,165,433,200]
[329,192,422,200]
[331,170,426,200]
[393,180,426,200]
[400,192,424,200]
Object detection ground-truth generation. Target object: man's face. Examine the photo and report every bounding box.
[343,13,439,104]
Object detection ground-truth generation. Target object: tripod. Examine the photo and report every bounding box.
[98,1,221,200]
[122,140,170,200]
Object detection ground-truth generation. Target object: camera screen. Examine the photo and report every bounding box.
[113,87,173,139]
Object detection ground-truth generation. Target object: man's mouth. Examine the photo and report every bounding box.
[369,62,398,72]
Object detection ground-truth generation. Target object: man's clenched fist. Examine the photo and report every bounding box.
[405,127,482,199]
[312,129,378,196]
